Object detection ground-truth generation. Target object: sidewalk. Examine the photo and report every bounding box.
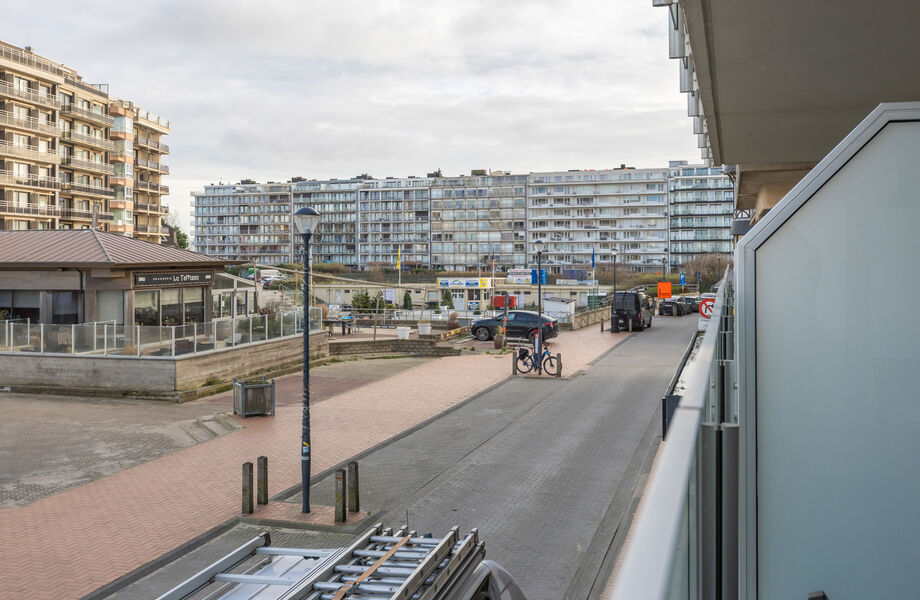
[0,326,626,599]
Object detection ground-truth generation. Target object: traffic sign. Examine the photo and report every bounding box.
[658,282,672,298]
[680,273,686,285]
[695,271,702,283]
[699,298,715,319]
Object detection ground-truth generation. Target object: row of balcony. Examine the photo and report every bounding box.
[135,157,169,173]
[134,224,162,233]
[134,180,169,194]
[60,103,114,126]
[60,130,115,151]
[0,79,60,109]
[0,109,58,136]
[61,181,114,198]
[135,136,169,153]
[60,156,114,175]
[134,201,167,213]
[0,200,114,221]
[0,169,58,189]
[0,45,66,78]
[0,139,60,164]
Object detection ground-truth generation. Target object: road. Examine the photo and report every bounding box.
[296,314,699,600]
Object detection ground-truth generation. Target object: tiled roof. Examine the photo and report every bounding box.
[0,229,229,268]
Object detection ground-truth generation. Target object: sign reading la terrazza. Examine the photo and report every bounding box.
[134,271,214,287]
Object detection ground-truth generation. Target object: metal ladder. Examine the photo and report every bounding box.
[156,523,484,600]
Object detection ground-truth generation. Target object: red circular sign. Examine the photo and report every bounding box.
[699,298,715,319]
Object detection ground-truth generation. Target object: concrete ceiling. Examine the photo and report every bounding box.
[681,0,920,167]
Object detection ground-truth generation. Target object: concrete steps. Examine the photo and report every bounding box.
[179,412,243,444]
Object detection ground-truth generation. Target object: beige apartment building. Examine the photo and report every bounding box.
[0,41,169,241]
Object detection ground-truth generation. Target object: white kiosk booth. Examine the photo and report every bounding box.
[436,277,493,311]
[736,103,920,598]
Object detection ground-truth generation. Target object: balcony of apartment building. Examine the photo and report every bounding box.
[60,156,114,176]
[63,78,108,99]
[59,207,113,223]
[0,139,60,165]
[0,79,60,110]
[0,108,57,136]
[135,156,169,174]
[0,199,60,218]
[60,181,113,198]
[59,103,114,127]
[0,169,58,190]
[135,135,168,153]
[134,179,169,194]
[135,109,170,135]
[60,130,115,151]
[0,43,66,79]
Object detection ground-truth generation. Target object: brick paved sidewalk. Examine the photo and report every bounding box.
[0,327,624,599]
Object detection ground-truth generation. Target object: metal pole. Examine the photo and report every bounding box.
[193,322,197,354]
[613,254,617,295]
[301,231,312,513]
[537,250,542,374]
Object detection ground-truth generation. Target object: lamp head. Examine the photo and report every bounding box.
[533,238,545,254]
[293,206,321,235]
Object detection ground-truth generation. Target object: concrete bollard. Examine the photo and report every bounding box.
[242,462,254,514]
[334,469,346,523]
[511,351,518,375]
[347,461,360,513]
[257,456,268,505]
[555,353,563,378]
[628,319,633,333]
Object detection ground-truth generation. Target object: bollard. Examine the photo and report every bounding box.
[511,351,517,375]
[257,456,268,505]
[242,462,254,515]
[628,318,633,333]
[334,469,346,523]
[555,353,563,378]
[347,461,360,513]
[600,318,604,332]
[611,316,620,333]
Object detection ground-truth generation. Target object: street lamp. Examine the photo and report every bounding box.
[293,206,321,513]
[533,238,545,373]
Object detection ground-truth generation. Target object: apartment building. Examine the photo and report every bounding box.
[0,41,169,240]
[430,170,528,271]
[666,160,733,268]
[193,166,732,271]
[528,167,669,273]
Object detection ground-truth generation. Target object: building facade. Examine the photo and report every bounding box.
[192,166,732,271]
[666,160,734,269]
[0,41,169,241]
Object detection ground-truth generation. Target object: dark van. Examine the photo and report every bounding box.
[611,290,653,331]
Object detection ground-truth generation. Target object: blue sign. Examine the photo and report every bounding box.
[680,273,686,285]
[530,269,547,285]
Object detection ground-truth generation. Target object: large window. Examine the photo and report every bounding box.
[161,289,181,326]
[97,290,125,324]
[184,287,205,323]
[134,290,159,326]
[51,291,80,324]
[11,291,39,321]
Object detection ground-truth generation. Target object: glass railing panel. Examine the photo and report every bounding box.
[138,326,170,357]
[12,322,37,352]
[214,318,233,349]
[234,316,252,345]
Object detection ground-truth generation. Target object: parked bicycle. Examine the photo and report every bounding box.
[515,341,560,376]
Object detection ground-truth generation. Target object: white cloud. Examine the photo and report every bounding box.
[5,0,697,233]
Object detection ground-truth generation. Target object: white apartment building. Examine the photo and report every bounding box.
[528,167,669,273]
[357,176,432,268]
[667,161,734,268]
[292,178,360,267]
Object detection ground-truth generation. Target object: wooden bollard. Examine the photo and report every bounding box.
[242,462,253,514]
[600,318,604,332]
[555,353,563,378]
[347,461,360,513]
[257,456,268,505]
[511,351,517,375]
[334,469,346,523]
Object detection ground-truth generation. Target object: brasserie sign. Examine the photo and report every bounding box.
[134,271,214,287]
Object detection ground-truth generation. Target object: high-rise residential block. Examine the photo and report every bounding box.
[0,41,169,240]
[666,161,734,268]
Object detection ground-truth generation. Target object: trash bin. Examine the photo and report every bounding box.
[397,326,410,340]
[232,378,275,417]
[418,323,432,335]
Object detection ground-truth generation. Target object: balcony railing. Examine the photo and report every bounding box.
[0,200,60,216]
[60,103,114,126]
[0,79,60,109]
[135,157,168,173]
[609,275,736,600]
[0,45,65,77]
[60,156,114,175]
[0,140,60,164]
[0,109,58,135]
[61,130,115,151]
[63,78,108,98]
[135,136,159,150]
[0,169,59,189]
[135,180,169,193]
[60,181,114,198]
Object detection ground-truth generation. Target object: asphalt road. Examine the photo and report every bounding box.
[298,314,699,600]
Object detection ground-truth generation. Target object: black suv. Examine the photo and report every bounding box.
[471,310,559,342]
[659,298,681,316]
[611,291,653,330]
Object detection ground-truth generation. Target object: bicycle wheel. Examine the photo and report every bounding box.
[516,353,534,374]
[542,354,559,376]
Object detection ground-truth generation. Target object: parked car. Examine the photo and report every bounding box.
[471,310,559,342]
[261,275,286,289]
[659,298,679,316]
[611,291,653,330]
[677,296,695,315]
[683,296,700,312]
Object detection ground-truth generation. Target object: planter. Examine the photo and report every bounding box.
[418,323,432,335]
[396,326,410,340]
[493,334,504,349]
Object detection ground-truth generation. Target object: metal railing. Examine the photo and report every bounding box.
[60,130,115,150]
[60,156,114,175]
[60,103,114,126]
[135,180,169,193]
[0,79,60,108]
[0,200,59,216]
[0,139,60,163]
[63,78,108,98]
[0,308,323,359]
[60,181,114,197]
[0,44,65,76]
[0,169,59,189]
[0,109,58,135]
[609,274,735,600]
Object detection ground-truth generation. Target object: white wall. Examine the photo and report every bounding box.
[754,121,920,598]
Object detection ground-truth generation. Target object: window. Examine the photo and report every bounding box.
[11,290,40,321]
[183,287,205,323]
[51,291,80,324]
[134,290,159,326]
[97,290,125,324]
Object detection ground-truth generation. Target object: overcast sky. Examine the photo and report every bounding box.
[6,0,697,233]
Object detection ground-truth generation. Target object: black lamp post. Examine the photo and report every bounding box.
[293,206,321,513]
[534,238,545,373]
[612,251,617,295]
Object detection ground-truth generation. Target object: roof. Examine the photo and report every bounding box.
[0,229,235,269]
